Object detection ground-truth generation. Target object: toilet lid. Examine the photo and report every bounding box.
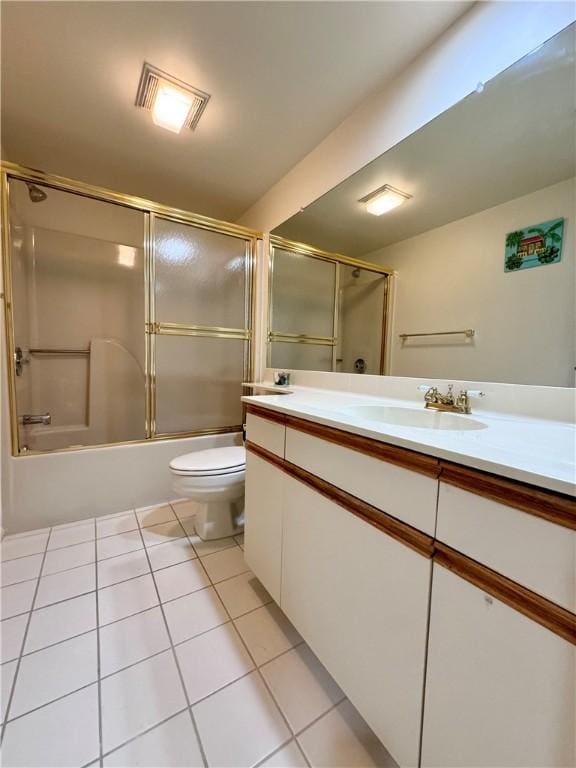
[170,446,246,476]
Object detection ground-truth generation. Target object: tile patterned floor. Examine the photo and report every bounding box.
[0,500,395,767]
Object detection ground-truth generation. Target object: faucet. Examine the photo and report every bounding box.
[418,384,485,414]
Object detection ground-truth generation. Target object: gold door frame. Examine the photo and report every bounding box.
[0,161,261,456]
[268,235,393,374]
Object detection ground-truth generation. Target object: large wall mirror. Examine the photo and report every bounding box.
[271,24,575,387]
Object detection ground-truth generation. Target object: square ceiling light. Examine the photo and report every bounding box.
[359,184,411,216]
[135,63,210,133]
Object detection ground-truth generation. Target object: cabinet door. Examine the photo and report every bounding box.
[244,452,284,602]
[281,475,431,768]
[422,565,576,767]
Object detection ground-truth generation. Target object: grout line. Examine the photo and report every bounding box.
[252,737,300,768]
[3,680,99,727]
[0,527,53,743]
[98,706,189,762]
[93,519,104,767]
[133,522,210,768]
[189,548,298,757]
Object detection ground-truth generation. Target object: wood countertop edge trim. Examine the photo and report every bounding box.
[245,404,575,530]
[434,542,576,645]
[245,440,434,558]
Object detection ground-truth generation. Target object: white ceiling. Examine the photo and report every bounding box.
[1,1,473,221]
[274,23,576,256]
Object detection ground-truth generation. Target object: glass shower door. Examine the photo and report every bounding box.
[268,247,337,371]
[152,216,251,436]
[7,178,146,453]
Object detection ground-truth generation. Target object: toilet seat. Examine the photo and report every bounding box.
[169,446,246,477]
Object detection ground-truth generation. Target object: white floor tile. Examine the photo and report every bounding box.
[137,504,177,528]
[98,549,150,589]
[100,606,170,676]
[97,511,139,539]
[154,559,209,603]
[36,563,95,608]
[194,671,290,767]
[163,586,228,645]
[1,532,49,562]
[201,546,248,584]
[25,593,96,653]
[147,537,197,572]
[1,660,18,723]
[298,699,396,767]
[1,580,36,620]
[1,554,43,586]
[97,530,143,560]
[2,527,50,540]
[43,541,95,576]
[1,684,99,767]
[234,603,303,666]
[215,571,272,618]
[259,740,308,767]
[141,521,186,548]
[48,522,94,550]
[1,614,28,662]
[261,645,344,733]
[10,632,97,719]
[176,622,254,704]
[171,499,198,521]
[101,650,187,753]
[103,710,203,767]
[98,573,158,626]
[187,530,238,557]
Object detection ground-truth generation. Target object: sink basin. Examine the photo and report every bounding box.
[343,405,487,431]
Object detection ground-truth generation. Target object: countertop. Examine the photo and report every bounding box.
[242,386,576,496]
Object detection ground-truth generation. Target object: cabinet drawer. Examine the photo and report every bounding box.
[437,483,576,612]
[245,413,285,457]
[285,427,438,535]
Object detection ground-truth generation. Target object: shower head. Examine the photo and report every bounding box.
[351,267,361,278]
[26,183,47,203]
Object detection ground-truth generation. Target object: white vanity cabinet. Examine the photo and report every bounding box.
[281,474,431,768]
[243,404,576,768]
[421,564,576,768]
[243,451,284,602]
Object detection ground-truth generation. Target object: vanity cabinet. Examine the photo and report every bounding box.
[244,404,576,768]
[281,474,431,768]
[421,564,576,768]
[244,451,284,603]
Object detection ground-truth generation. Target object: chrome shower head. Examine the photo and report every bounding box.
[26,183,47,203]
[351,267,361,278]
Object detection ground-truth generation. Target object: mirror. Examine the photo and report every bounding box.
[270,24,575,387]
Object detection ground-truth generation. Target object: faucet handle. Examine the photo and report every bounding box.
[464,390,485,398]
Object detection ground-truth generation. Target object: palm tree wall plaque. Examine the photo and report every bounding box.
[527,220,563,264]
[505,229,525,270]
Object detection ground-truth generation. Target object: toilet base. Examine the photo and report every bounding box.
[193,498,244,541]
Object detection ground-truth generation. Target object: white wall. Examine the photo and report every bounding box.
[369,179,575,387]
[239,2,575,233]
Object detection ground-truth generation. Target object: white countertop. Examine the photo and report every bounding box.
[242,386,576,496]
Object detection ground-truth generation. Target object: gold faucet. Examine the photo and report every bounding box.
[421,384,484,414]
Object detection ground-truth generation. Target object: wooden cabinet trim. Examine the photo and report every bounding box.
[439,462,576,531]
[245,440,435,558]
[435,542,576,645]
[245,404,575,531]
[245,403,440,478]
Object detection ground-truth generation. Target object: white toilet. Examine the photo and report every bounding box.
[169,446,246,540]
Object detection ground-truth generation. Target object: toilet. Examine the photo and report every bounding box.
[169,446,246,540]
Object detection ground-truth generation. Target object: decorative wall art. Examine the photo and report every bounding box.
[504,218,564,272]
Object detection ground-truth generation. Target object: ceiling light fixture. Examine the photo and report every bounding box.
[135,63,210,134]
[359,184,411,216]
